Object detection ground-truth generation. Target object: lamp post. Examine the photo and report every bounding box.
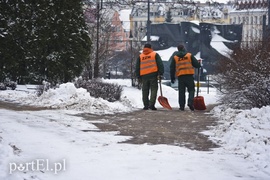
[94,0,101,78]
[129,31,134,86]
[268,0,270,30]
[147,0,151,43]
[94,0,104,78]
[263,0,270,42]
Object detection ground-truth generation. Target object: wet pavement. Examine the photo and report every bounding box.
[0,100,219,151]
[79,104,219,151]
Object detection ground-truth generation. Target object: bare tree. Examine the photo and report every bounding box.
[214,36,270,109]
[83,0,135,79]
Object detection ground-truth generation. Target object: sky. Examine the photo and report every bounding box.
[0,79,269,180]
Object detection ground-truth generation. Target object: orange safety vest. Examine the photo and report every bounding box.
[174,53,194,76]
[139,52,158,76]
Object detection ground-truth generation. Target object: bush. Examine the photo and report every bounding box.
[4,80,17,90]
[75,78,123,102]
[36,81,52,97]
[0,78,16,90]
[0,83,6,90]
[214,41,270,109]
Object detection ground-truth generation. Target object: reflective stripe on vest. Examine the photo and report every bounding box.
[174,53,194,76]
[139,52,158,76]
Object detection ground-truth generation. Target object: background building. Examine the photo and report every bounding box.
[229,0,269,45]
[130,1,232,43]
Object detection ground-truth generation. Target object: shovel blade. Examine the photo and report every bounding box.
[158,96,172,110]
[194,96,206,110]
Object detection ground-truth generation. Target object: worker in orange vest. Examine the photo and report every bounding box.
[136,44,164,110]
[170,44,201,111]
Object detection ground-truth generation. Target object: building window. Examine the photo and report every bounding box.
[259,16,263,25]
[254,16,258,25]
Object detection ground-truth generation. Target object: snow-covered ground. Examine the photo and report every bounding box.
[0,79,269,180]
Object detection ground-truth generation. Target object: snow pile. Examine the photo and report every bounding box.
[0,79,220,113]
[0,82,138,114]
[34,82,135,114]
[35,83,91,107]
[207,105,270,173]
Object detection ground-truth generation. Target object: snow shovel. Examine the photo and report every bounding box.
[158,79,172,110]
[193,67,206,110]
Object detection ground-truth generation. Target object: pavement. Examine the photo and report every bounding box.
[79,104,219,151]
[0,100,219,151]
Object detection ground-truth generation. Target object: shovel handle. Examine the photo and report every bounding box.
[196,67,200,97]
[159,79,163,97]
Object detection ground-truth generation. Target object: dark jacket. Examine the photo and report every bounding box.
[170,50,201,80]
[136,47,164,79]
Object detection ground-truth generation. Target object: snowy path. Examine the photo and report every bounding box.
[81,107,219,151]
[0,108,268,180]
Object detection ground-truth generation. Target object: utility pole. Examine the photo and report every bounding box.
[94,0,100,78]
[264,0,270,40]
[268,0,270,30]
[129,31,135,86]
[94,0,103,78]
[147,0,151,43]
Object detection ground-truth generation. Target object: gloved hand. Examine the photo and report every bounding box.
[171,78,175,84]
[137,76,142,84]
[157,75,163,81]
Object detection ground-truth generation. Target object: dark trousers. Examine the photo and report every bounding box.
[178,75,195,108]
[141,77,158,107]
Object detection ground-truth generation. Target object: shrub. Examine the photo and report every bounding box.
[36,81,52,97]
[0,83,6,90]
[75,78,123,102]
[0,78,16,90]
[4,80,17,90]
[214,41,270,109]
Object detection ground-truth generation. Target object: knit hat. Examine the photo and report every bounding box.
[144,43,152,48]
[177,44,185,51]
